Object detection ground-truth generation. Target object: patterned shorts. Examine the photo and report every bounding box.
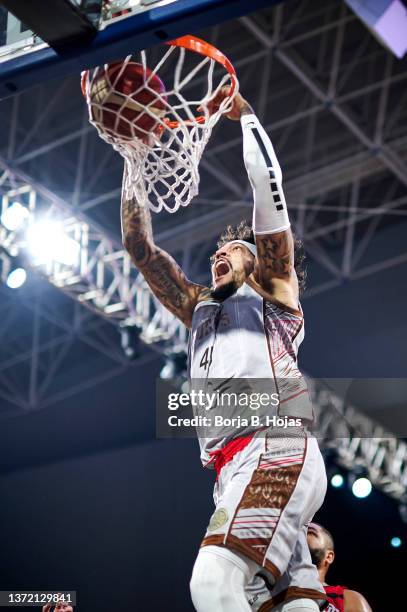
[201,427,327,608]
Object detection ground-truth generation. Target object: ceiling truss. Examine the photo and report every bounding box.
[0,1,406,498]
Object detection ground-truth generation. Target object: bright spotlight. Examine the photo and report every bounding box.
[6,267,27,289]
[1,201,28,231]
[352,477,372,499]
[330,474,344,488]
[390,537,402,548]
[26,220,80,266]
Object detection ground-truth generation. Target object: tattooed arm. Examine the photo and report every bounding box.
[254,230,299,311]
[121,164,209,327]
[205,88,299,310]
[236,96,299,310]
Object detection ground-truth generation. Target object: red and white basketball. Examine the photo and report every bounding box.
[82,61,167,142]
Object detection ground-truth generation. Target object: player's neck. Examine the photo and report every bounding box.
[319,568,328,584]
[210,280,240,301]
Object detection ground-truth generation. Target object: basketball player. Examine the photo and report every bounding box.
[121,88,328,611]
[307,523,372,612]
[246,522,373,611]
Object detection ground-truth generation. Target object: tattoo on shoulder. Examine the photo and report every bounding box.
[256,233,291,278]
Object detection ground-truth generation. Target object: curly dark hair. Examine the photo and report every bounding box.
[217,220,307,294]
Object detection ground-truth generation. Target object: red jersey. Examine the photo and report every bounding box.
[324,585,347,612]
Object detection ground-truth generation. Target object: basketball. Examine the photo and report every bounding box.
[82,61,167,142]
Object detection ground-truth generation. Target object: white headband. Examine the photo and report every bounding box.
[227,240,257,257]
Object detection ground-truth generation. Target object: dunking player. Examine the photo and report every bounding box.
[121,89,327,611]
[307,523,372,612]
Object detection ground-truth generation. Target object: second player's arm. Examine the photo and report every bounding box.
[344,589,373,612]
[121,165,208,327]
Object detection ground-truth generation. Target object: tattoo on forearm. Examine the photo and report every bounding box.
[256,233,292,280]
[121,195,153,267]
[146,258,186,310]
[121,166,208,325]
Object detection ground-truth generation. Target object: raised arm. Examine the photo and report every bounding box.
[121,163,207,327]
[238,99,299,310]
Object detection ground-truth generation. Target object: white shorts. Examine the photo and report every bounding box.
[200,427,327,608]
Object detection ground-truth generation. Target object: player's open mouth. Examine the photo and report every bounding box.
[214,259,231,279]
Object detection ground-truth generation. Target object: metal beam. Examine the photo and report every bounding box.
[200,158,243,198]
[327,3,346,98]
[307,194,407,240]
[240,16,407,189]
[159,131,407,250]
[310,378,407,501]
[72,110,89,208]
[14,126,93,166]
[342,176,360,277]
[351,180,399,268]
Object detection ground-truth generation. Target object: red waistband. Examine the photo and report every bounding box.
[208,433,255,478]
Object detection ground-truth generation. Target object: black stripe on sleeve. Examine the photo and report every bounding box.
[249,125,286,212]
[251,126,273,168]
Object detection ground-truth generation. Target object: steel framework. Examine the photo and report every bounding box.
[310,379,407,502]
[0,1,406,499]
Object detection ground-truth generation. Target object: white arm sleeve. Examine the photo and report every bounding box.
[241,113,290,235]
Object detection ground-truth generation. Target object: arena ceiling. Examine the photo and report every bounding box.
[0,0,406,427]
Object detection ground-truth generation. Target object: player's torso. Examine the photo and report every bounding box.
[189,283,276,380]
[187,283,314,465]
[189,282,306,384]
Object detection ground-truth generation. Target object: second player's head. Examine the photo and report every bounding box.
[307,522,335,575]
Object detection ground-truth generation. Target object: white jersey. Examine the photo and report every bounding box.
[188,282,314,466]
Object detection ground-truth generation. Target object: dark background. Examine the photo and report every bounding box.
[0,436,404,611]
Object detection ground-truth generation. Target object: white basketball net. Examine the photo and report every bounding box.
[82,37,238,213]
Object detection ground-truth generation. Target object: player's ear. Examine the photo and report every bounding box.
[326,549,335,566]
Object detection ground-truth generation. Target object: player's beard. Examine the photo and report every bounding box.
[211,279,239,301]
[309,545,325,568]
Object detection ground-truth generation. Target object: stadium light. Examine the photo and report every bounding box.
[26,220,80,266]
[6,267,27,289]
[390,537,402,548]
[330,473,344,488]
[1,201,28,231]
[352,477,372,499]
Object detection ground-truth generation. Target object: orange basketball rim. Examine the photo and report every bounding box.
[81,34,238,129]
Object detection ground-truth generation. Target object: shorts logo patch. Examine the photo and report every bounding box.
[208,508,229,532]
